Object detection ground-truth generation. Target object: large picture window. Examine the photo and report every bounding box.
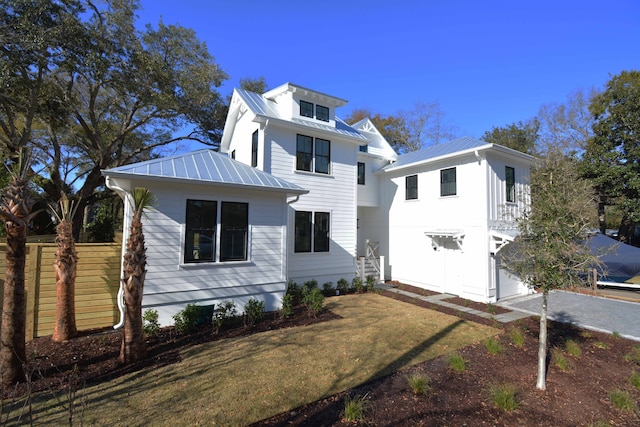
[184,199,248,263]
[405,174,418,200]
[295,211,330,253]
[440,167,457,197]
[296,134,331,174]
[505,166,515,203]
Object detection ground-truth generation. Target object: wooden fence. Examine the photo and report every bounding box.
[0,243,121,341]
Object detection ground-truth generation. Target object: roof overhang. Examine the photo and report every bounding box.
[424,229,465,251]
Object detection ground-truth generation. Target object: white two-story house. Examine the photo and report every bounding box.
[103,82,535,325]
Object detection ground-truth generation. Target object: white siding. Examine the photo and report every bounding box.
[118,179,289,326]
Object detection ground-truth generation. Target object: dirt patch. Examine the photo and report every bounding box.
[443,296,512,315]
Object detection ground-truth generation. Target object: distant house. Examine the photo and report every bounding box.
[103,82,535,326]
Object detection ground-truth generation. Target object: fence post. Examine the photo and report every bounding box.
[379,256,385,283]
[25,244,41,341]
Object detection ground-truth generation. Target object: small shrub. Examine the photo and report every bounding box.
[565,339,582,357]
[407,373,431,395]
[343,393,370,422]
[487,303,497,314]
[488,383,520,411]
[213,300,237,334]
[365,275,376,292]
[352,276,364,293]
[173,303,211,335]
[608,389,636,412]
[484,336,503,355]
[280,293,295,319]
[322,282,334,296]
[624,346,640,364]
[554,350,571,372]
[449,352,467,372]
[243,298,265,328]
[303,279,318,293]
[612,331,622,339]
[337,278,350,295]
[142,309,160,339]
[303,287,325,318]
[509,328,525,347]
[287,280,303,305]
[463,299,471,307]
[629,370,640,390]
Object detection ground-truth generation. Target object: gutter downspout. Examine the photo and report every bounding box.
[105,176,132,330]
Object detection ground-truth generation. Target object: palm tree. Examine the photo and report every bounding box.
[0,151,37,385]
[120,187,156,364]
[51,193,79,342]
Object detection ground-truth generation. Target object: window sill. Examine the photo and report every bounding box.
[293,251,331,255]
[294,170,335,178]
[179,260,252,269]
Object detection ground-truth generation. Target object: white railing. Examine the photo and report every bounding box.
[356,240,384,283]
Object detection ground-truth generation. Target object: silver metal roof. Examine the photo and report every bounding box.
[385,137,490,171]
[102,149,307,194]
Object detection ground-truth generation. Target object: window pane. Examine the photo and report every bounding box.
[220,202,248,261]
[314,212,330,252]
[316,105,329,121]
[441,168,457,197]
[506,166,515,202]
[359,144,368,153]
[315,138,330,174]
[357,162,365,185]
[251,130,258,167]
[295,211,312,252]
[296,135,313,171]
[405,175,418,200]
[184,200,217,263]
[300,100,314,118]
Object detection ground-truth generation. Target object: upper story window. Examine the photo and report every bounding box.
[251,130,258,167]
[296,134,330,174]
[357,162,365,185]
[316,105,329,122]
[300,100,314,118]
[299,100,330,122]
[441,167,457,197]
[505,166,515,203]
[359,144,368,153]
[405,174,418,200]
[184,199,248,264]
[230,150,235,160]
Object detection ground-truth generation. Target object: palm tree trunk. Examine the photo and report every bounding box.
[536,289,549,390]
[52,220,78,341]
[0,222,27,385]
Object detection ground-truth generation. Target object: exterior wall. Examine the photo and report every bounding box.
[266,122,358,285]
[484,151,531,226]
[357,154,387,207]
[385,153,493,302]
[115,177,289,326]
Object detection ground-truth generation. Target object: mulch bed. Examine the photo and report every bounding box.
[7,285,640,426]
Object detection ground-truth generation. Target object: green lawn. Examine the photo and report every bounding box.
[13,293,498,426]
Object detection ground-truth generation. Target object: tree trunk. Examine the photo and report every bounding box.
[0,222,27,385]
[536,289,549,390]
[597,198,606,235]
[119,275,146,363]
[618,217,633,245]
[52,220,78,342]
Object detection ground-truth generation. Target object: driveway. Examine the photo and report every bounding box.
[500,290,640,341]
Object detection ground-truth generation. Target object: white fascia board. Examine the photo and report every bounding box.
[254,114,367,145]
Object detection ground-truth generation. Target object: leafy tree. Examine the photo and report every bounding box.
[0,150,37,385]
[503,151,598,390]
[120,187,156,364]
[481,119,540,155]
[50,193,79,342]
[581,70,640,243]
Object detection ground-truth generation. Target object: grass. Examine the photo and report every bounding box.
[608,389,637,412]
[509,328,525,347]
[554,350,571,372]
[406,373,431,395]
[565,339,582,357]
[484,336,503,355]
[6,294,497,426]
[624,346,640,364]
[449,352,468,372]
[593,341,609,349]
[629,371,640,389]
[343,393,371,422]
[488,383,520,411]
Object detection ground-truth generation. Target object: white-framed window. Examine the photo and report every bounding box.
[440,167,456,197]
[296,134,330,174]
[294,211,330,253]
[184,199,248,263]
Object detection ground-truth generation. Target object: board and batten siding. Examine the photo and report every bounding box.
[266,123,358,285]
[116,178,289,327]
[484,152,531,226]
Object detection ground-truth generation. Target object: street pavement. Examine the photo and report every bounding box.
[499,290,640,341]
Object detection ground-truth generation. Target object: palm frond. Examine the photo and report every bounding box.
[131,187,157,221]
[49,193,79,224]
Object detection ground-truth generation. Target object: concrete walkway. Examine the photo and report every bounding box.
[499,290,640,342]
[378,284,530,324]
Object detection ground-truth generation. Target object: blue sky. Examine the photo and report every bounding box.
[137,0,640,139]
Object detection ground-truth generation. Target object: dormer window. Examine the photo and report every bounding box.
[300,100,314,118]
[299,100,330,122]
[316,105,329,122]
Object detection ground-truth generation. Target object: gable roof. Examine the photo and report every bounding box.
[350,118,398,160]
[382,136,535,173]
[102,149,307,194]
